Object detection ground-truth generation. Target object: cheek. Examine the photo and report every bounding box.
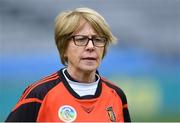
[66,45,81,61]
[66,49,76,59]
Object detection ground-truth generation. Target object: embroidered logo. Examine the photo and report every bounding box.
[58,105,77,122]
[106,106,116,122]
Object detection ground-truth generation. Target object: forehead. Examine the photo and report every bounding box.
[73,20,97,35]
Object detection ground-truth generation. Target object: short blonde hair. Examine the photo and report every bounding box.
[55,7,117,65]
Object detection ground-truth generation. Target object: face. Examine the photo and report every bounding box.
[64,22,104,73]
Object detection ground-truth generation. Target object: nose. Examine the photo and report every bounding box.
[85,40,95,50]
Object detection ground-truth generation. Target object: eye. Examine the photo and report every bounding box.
[74,36,87,42]
[94,37,105,43]
[94,38,102,42]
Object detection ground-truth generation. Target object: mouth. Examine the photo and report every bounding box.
[81,57,97,60]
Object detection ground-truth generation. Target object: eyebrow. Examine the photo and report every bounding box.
[73,34,99,37]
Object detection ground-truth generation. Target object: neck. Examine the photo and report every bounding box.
[67,67,96,83]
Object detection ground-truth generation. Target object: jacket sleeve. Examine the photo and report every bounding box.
[5,85,42,122]
[5,72,60,122]
[116,88,131,122]
[122,103,131,122]
[103,80,131,122]
[5,100,41,122]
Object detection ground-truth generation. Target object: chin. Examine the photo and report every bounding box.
[80,65,98,72]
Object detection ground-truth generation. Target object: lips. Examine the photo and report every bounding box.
[82,57,97,60]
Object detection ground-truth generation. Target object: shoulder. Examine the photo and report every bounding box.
[20,72,61,101]
[10,71,62,114]
[101,77,128,105]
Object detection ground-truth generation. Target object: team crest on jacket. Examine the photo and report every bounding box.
[58,105,77,122]
[106,106,116,122]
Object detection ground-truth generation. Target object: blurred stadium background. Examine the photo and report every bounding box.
[0,0,180,121]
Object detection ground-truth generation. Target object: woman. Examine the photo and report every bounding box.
[6,7,131,122]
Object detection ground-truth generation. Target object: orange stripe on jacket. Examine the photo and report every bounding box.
[23,75,59,99]
[13,98,42,112]
[123,104,128,108]
[19,73,58,101]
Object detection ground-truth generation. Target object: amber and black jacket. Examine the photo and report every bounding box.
[6,68,131,122]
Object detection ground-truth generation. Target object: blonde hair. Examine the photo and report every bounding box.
[55,7,117,65]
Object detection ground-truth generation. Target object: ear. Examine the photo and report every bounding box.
[64,50,67,57]
[63,54,68,65]
[64,51,68,57]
